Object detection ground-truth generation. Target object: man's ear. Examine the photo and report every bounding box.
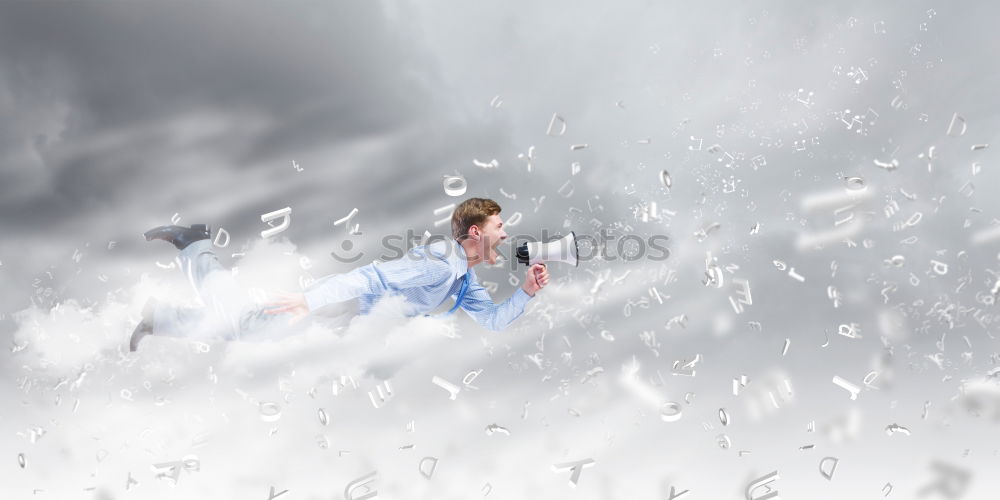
[456,229,476,243]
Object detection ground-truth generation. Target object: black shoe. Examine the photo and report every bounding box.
[129,298,157,352]
[144,224,210,250]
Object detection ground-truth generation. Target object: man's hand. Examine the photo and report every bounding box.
[263,290,309,326]
[521,263,550,297]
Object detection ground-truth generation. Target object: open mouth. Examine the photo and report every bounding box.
[489,242,506,262]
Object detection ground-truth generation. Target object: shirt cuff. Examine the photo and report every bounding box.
[303,288,326,312]
[512,287,534,309]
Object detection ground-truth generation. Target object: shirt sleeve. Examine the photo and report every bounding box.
[459,279,535,331]
[303,250,452,312]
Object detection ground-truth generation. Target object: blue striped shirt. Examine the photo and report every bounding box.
[303,238,534,331]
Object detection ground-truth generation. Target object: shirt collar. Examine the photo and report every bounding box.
[426,238,471,278]
[451,238,470,277]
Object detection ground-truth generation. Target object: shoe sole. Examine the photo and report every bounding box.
[129,324,150,352]
[142,225,210,242]
[143,226,171,241]
[130,298,158,352]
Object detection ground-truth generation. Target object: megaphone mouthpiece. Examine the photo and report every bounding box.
[515,242,531,266]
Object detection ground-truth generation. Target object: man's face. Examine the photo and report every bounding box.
[474,214,507,265]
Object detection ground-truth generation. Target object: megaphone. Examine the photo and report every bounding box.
[515,231,579,267]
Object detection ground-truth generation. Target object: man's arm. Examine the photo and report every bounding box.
[302,253,452,312]
[459,278,536,331]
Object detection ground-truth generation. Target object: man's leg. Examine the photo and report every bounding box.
[152,239,280,341]
[234,297,361,342]
[139,225,351,346]
[302,299,359,334]
[150,302,210,339]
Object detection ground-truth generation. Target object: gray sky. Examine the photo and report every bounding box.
[4,1,1000,498]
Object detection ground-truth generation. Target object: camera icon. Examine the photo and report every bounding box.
[330,232,365,264]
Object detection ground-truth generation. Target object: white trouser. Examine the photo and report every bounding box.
[152,240,357,341]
